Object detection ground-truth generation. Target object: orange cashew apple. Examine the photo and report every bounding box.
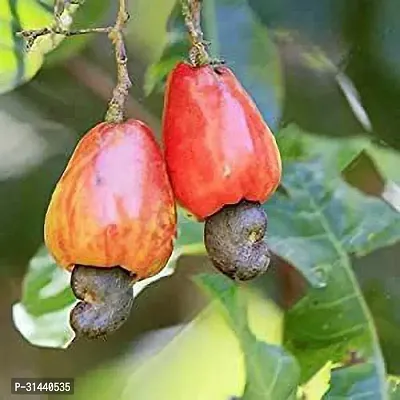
[44,119,177,280]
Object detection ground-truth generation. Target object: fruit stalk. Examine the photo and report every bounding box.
[104,0,132,123]
[180,0,210,66]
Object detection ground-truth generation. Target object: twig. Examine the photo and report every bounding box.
[180,0,210,66]
[18,0,133,124]
[17,0,87,49]
[18,27,111,50]
[191,0,202,35]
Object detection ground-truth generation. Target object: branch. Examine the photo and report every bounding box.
[18,27,111,50]
[18,0,133,124]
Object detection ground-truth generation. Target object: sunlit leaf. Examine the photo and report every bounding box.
[12,247,76,348]
[197,274,299,400]
[72,282,285,400]
[298,362,332,400]
[388,376,400,399]
[0,0,79,95]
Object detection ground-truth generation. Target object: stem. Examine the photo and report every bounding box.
[104,0,132,123]
[191,0,202,34]
[18,27,111,50]
[18,0,132,124]
[181,0,210,66]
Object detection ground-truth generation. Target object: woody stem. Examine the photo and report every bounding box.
[104,0,132,123]
[181,0,210,66]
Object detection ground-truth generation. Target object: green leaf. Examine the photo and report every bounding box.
[361,275,400,374]
[20,246,75,316]
[322,371,400,399]
[262,124,399,397]
[197,274,300,400]
[277,124,366,177]
[13,208,205,348]
[278,124,400,211]
[266,158,399,286]
[175,208,204,247]
[299,362,332,399]
[324,362,384,399]
[271,131,400,269]
[0,0,80,95]
[261,153,399,395]
[144,0,283,130]
[12,248,76,348]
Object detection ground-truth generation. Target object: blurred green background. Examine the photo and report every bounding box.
[1,0,400,399]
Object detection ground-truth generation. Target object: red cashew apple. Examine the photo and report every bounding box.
[162,62,282,280]
[162,62,282,221]
[44,120,176,337]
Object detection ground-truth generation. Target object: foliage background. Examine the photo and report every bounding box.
[1,0,400,399]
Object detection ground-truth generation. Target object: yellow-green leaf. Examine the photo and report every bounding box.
[0,0,78,95]
[73,286,284,400]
